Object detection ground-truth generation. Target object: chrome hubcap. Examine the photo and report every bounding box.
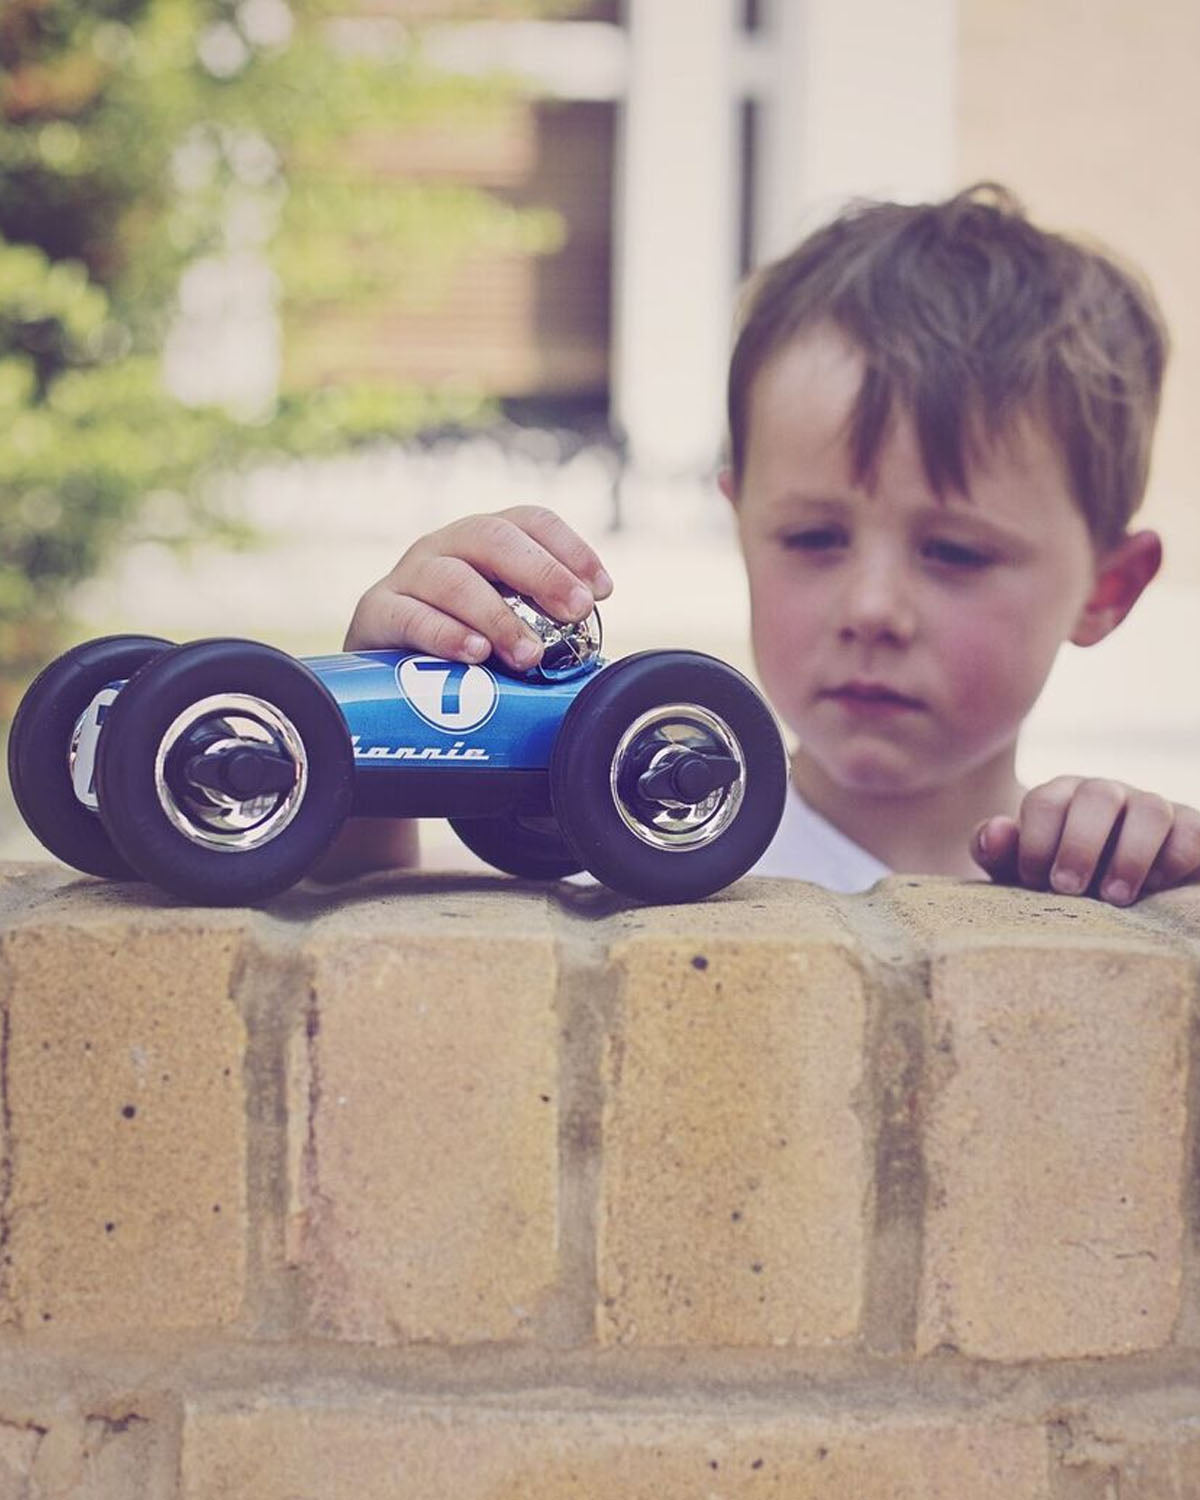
[153,693,306,851]
[610,703,745,851]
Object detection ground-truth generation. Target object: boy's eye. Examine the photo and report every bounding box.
[782,527,847,552]
[923,538,995,569]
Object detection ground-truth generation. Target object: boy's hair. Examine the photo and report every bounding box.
[727,184,1168,546]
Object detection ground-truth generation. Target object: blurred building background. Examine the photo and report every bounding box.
[245,0,1199,517]
[4,0,1199,860]
[262,0,1198,541]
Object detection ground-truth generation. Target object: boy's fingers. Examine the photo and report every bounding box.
[356,564,543,671]
[976,786,1200,904]
[972,815,1020,883]
[344,508,611,661]
[344,585,491,662]
[499,505,614,600]
[428,510,609,626]
[1143,806,1200,894]
[398,551,551,669]
[1013,776,1080,889]
[1087,790,1174,904]
[1044,778,1131,895]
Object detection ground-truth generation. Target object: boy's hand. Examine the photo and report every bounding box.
[972,777,1200,904]
[344,505,613,672]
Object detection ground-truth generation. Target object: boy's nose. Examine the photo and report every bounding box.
[837,555,916,645]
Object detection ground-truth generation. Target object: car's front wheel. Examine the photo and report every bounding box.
[549,651,787,903]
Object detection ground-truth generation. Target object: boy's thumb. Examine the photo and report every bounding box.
[972,815,1021,884]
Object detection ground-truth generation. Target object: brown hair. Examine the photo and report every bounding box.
[727,184,1168,545]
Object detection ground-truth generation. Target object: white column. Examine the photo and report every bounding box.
[754,0,958,263]
[612,0,739,476]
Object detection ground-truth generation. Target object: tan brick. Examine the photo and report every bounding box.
[1051,1397,1200,1499]
[180,1400,1051,1500]
[1070,1438,1200,1500]
[287,891,560,1343]
[0,905,248,1332]
[4,1405,171,1500]
[918,939,1190,1360]
[599,890,869,1346]
[0,861,76,922]
[0,1422,41,1493]
[73,1409,175,1500]
[1117,1444,1200,1500]
[1142,884,1200,936]
[874,874,1148,942]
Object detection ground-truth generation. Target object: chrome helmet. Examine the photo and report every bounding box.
[498,589,603,680]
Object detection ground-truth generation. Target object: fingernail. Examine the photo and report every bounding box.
[975,825,990,856]
[591,567,613,597]
[464,633,490,661]
[566,584,593,618]
[1103,879,1132,905]
[512,636,540,668]
[1051,869,1084,895]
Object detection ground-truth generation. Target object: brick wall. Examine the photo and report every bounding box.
[2,860,1200,1497]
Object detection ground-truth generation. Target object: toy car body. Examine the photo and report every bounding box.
[8,611,787,906]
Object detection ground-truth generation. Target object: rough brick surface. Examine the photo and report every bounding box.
[179,1399,1050,1500]
[0,1403,171,1500]
[598,892,869,1347]
[0,1422,40,1493]
[1051,1395,1200,1498]
[72,1413,166,1500]
[1064,1437,1200,1499]
[875,876,1148,941]
[1117,1445,1200,1500]
[0,898,248,1333]
[287,890,561,1343]
[917,938,1190,1360]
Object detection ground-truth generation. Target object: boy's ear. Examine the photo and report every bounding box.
[1070,529,1162,647]
[718,465,738,506]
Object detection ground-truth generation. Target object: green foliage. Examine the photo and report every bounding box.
[0,235,249,699]
[0,0,571,702]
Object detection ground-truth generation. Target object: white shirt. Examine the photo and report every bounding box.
[752,784,890,893]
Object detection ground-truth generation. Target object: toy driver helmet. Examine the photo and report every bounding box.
[497,589,603,681]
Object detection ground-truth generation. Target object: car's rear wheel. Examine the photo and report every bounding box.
[449,810,584,880]
[95,639,355,904]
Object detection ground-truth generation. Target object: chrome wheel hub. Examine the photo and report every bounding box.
[610,703,745,851]
[154,693,306,851]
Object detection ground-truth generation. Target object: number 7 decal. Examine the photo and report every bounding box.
[413,658,470,715]
[397,656,498,732]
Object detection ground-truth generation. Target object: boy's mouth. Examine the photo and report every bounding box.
[821,681,925,710]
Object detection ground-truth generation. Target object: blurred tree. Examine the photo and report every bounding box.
[0,0,568,710]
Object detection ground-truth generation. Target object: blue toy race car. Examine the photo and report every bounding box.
[7,599,787,905]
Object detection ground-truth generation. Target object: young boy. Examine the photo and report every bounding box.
[331,184,1200,904]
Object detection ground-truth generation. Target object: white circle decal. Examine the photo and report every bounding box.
[397,656,498,733]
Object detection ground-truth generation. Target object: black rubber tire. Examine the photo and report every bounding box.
[94,639,355,904]
[549,651,787,903]
[449,811,584,880]
[7,634,173,879]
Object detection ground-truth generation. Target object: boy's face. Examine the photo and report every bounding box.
[727,328,1103,799]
